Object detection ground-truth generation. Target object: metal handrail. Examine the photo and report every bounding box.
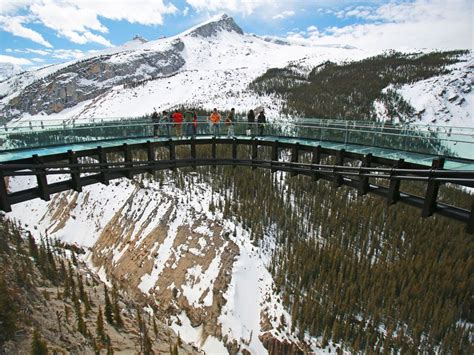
[1,119,473,161]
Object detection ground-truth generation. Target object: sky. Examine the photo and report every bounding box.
[0,0,472,69]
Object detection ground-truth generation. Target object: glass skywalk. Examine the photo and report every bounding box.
[0,117,473,170]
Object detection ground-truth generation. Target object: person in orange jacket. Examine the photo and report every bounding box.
[209,108,221,137]
[171,109,184,137]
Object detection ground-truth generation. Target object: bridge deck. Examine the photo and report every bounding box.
[1,135,473,171]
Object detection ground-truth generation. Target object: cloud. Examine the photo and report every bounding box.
[22,48,50,56]
[0,54,33,65]
[299,0,473,51]
[0,0,36,15]
[183,6,190,17]
[272,10,295,20]
[0,15,53,48]
[186,0,273,16]
[5,47,87,61]
[50,49,86,60]
[1,0,178,47]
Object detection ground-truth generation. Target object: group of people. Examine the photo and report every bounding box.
[151,108,198,138]
[151,107,267,138]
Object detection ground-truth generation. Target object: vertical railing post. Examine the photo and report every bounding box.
[334,149,344,187]
[358,153,372,195]
[251,138,258,170]
[146,141,154,174]
[422,157,445,218]
[97,146,109,185]
[123,143,133,179]
[311,145,321,181]
[168,139,176,171]
[211,137,217,168]
[271,140,279,173]
[0,169,11,212]
[387,159,404,205]
[232,138,237,169]
[191,137,197,169]
[291,143,299,177]
[68,150,82,192]
[32,154,50,201]
[467,203,474,235]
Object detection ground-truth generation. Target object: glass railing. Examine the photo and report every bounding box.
[0,117,473,160]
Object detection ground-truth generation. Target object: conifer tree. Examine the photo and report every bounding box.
[153,316,158,339]
[96,306,106,342]
[104,286,114,324]
[73,297,87,336]
[111,283,123,328]
[30,329,48,355]
[0,277,16,341]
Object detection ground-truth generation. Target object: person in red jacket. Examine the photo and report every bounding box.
[171,109,184,137]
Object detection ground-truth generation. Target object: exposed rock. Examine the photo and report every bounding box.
[259,332,306,355]
[189,14,243,38]
[2,39,185,119]
[448,94,459,102]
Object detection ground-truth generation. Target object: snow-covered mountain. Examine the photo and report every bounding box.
[2,14,473,355]
[0,14,369,122]
[373,55,473,127]
[0,62,22,82]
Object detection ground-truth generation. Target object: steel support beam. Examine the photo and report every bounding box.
[311,145,321,181]
[232,138,237,168]
[387,159,404,205]
[0,170,11,212]
[168,139,176,171]
[123,143,133,179]
[97,146,109,185]
[146,141,154,174]
[291,143,300,177]
[252,139,258,170]
[271,140,279,173]
[422,157,445,218]
[334,149,345,187]
[33,154,50,201]
[68,150,82,192]
[358,153,372,195]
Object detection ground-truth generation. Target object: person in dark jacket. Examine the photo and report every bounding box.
[247,109,255,136]
[151,108,159,137]
[161,110,170,136]
[184,110,194,137]
[257,109,266,136]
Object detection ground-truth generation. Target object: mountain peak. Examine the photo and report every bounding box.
[132,34,148,43]
[121,34,148,49]
[188,14,243,38]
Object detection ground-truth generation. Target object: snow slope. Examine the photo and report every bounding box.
[375,54,473,128]
[0,14,371,122]
[9,169,320,353]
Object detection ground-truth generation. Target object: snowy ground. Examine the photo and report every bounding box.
[8,170,323,353]
[1,18,372,124]
[375,54,473,128]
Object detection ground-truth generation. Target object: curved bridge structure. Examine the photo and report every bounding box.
[0,119,473,233]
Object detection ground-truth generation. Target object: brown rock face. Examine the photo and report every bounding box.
[259,332,305,355]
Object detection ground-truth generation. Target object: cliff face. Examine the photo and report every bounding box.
[3,39,185,118]
[8,170,311,353]
[0,216,198,354]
